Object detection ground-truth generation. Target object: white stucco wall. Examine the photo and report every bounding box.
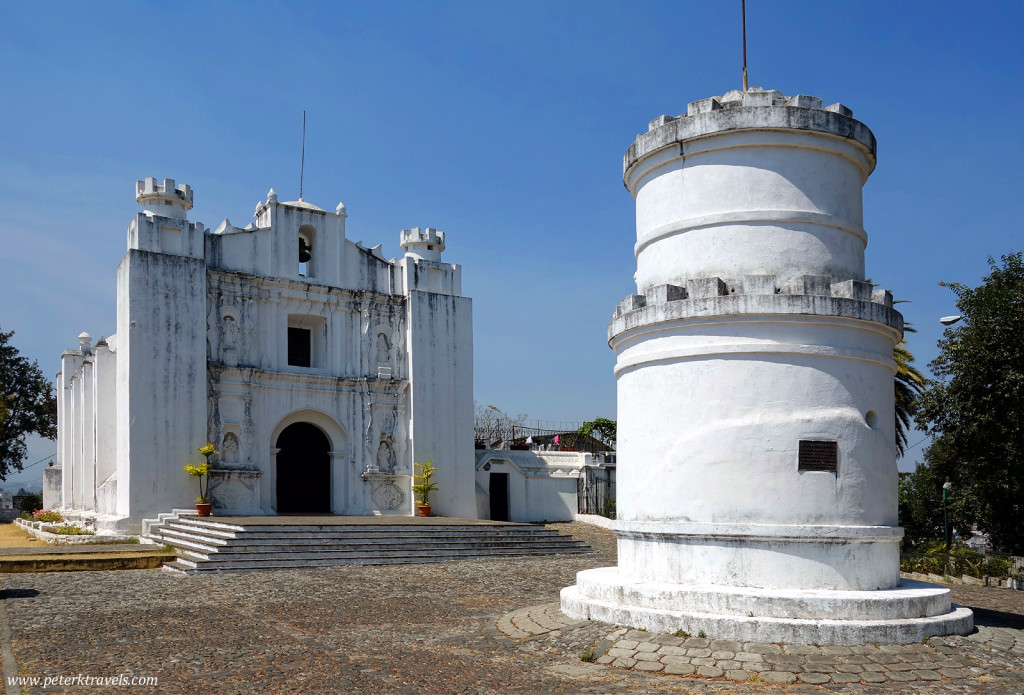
[407,290,475,518]
[614,312,899,527]
[475,450,593,522]
[630,130,871,293]
[93,338,118,516]
[42,466,61,510]
[116,247,208,525]
[56,178,477,529]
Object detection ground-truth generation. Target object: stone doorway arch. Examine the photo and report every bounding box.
[270,409,349,515]
[275,422,331,514]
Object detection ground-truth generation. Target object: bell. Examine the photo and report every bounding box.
[299,238,312,263]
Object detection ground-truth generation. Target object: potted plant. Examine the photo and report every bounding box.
[411,460,438,517]
[185,443,217,516]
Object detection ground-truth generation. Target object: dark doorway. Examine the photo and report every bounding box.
[489,472,510,522]
[276,422,331,514]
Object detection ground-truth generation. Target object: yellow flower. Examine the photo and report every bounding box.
[184,462,209,477]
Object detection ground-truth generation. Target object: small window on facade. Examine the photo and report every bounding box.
[288,327,311,367]
[427,244,434,250]
[287,314,326,369]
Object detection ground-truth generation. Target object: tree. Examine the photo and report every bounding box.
[914,252,1024,553]
[0,329,57,479]
[19,493,42,514]
[893,324,927,457]
[473,403,527,448]
[578,418,616,449]
[897,457,977,551]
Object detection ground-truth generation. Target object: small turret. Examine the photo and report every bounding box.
[136,177,193,220]
[400,227,445,262]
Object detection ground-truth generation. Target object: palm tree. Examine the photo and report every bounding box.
[894,324,926,457]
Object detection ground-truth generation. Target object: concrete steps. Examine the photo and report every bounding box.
[146,515,591,574]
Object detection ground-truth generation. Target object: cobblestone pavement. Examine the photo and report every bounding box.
[505,604,1023,692]
[0,522,1021,694]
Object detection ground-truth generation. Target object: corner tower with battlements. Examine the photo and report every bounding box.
[55,178,475,531]
[561,88,973,644]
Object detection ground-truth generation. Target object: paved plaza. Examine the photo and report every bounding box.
[0,523,1022,694]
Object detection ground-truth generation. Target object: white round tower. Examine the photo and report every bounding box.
[400,227,445,262]
[136,177,193,220]
[561,88,973,645]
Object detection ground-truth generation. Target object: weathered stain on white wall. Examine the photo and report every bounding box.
[55,179,475,531]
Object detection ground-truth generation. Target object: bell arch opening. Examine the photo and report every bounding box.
[298,224,316,277]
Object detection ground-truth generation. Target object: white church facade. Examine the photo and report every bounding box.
[54,178,475,532]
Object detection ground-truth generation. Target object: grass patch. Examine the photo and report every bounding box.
[53,525,95,536]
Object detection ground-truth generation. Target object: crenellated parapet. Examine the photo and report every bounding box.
[136,177,193,220]
[622,88,880,296]
[625,87,875,190]
[400,227,445,257]
[615,275,894,316]
[126,176,204,258]
[611,274,902,344]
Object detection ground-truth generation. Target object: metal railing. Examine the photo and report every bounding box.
[578,465,616,519]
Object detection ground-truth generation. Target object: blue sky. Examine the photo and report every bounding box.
[1,1,1022,485]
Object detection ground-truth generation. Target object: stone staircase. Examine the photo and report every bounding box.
[145,515,592,574]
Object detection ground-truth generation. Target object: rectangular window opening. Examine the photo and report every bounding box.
[288,327,311,367]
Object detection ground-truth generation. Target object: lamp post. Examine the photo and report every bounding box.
[942,481,953,574]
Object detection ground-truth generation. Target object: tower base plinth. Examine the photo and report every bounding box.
[561,567,973,646]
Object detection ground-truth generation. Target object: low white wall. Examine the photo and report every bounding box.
[476,450,597,523]
[574,513,616,529]
[43,466,62,510]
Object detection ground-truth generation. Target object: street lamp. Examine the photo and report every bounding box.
[942,481,953,553]
[940,315,963,326]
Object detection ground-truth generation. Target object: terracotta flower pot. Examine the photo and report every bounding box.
[417,504,431,517]
[195,503,213,517]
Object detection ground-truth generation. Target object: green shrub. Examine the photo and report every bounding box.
[18,494,42,514]
[600,497,616,519]
[901,541,1017,579]
[31,509,62,522]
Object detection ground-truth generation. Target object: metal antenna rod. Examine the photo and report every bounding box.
[742,0,749,91]
[299,110,306,200]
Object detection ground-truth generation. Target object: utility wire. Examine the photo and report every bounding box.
[17,452,57,470]
[902,436,929,453]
